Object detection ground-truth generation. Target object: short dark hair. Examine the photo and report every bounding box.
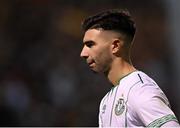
[82,9,136,41]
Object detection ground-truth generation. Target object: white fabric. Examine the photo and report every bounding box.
[99,71,179,127]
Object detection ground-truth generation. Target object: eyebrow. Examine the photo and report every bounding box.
[83,40,95,45]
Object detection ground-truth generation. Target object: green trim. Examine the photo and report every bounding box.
[114,70,138,86]
[110,86,119,126]
[110,86,115,96]
[147,114,178,127]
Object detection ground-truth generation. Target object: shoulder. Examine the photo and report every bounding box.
[120,71,163,102]
[126,71,178,126]
[128,71,168,106]
[127,71,169,108]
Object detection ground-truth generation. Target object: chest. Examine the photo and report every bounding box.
[99,87,127,127]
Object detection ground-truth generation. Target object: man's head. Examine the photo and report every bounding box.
[80,9,136,73]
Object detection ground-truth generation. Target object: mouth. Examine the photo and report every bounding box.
[89,62,95,67]
[87,61,95,67]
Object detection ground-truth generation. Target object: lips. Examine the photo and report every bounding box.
[88,61,93,65]
[87,60,95,67]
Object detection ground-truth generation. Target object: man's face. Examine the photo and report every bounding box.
[80,29,113,73]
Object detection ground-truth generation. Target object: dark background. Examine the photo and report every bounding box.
[0,0,179,126]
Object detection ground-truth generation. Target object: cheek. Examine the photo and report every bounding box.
[96,46,112,63]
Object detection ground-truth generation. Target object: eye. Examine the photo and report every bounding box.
[86,43,94,48]
[85,41,95,48]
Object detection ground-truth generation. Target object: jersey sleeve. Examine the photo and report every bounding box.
[129,83,179,127]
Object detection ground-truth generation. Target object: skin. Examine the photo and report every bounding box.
[80,28,136,86]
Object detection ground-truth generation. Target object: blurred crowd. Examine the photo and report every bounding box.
[0,0,179,126]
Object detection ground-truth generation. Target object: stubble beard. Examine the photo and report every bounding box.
[91,62,111,77]
[90,56,112,76]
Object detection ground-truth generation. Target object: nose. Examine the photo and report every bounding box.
[80,46,88,58]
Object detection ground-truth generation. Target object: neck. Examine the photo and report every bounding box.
[106,58,136,86]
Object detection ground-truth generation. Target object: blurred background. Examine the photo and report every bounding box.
[0,0,179,126]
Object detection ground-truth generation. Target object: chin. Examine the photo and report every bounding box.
[93,68,106,74]
[91,70,98,74]
[90,67,100,74]
[90,65,106,74]
[90,68,98,73]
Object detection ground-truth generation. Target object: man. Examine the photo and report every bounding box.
[80,9,180,127]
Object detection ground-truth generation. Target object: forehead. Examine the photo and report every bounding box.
[83,29,102,42]
[83,29,119,43]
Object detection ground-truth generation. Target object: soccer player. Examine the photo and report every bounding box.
[80,9,180,127]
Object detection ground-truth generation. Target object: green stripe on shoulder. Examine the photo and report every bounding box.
[147,114,178,127]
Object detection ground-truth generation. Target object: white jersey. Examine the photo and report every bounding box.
[99,71,179,127]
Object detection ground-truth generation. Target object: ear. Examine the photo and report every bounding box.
[111,39,123,54]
